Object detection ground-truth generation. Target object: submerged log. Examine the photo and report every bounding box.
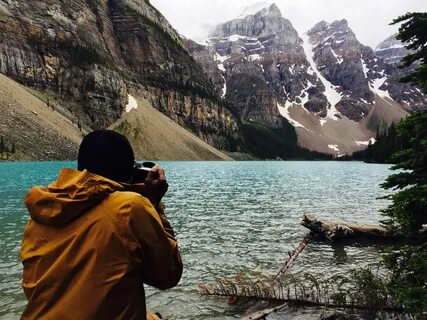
[301,214,427,242]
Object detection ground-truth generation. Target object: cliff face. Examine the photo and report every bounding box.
[0,0,240,150]
[141,86,239,149]
[0,0,128,129]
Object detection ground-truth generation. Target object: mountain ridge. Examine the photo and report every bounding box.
[185,3,426,156]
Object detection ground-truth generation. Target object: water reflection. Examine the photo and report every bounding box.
[331,243,348,265]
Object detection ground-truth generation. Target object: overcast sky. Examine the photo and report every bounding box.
[150,0,427,48]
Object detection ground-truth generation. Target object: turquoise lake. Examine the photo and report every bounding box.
[0,161,393,319]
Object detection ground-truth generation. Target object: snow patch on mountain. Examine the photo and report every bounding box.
[215,53,228,72]
[355,138,376,146]
[375,43,404,52]
[221,75,227,97]
[331,48,343,64]
[370,77,392,100]
[126,94,138,113]
[328,144,340,152]
[277,102,307,130]
[301,33,342,126]
[249,54,262,61]
[362,60,369,79]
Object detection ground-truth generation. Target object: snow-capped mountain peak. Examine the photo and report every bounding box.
[185,11,426,156]
[238,2,275,18]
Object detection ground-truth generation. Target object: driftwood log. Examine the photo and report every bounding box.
[301,214,427,242]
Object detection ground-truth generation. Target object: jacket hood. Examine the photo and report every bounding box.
[24,168,124,227]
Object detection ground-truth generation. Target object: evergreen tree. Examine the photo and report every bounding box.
[379,12,427,317]
[11,141,15,154]
[0,136,5,156]
[381,113,427,233]
[353,122,403,164]
[77,116,82,131]
[392,12,427,91]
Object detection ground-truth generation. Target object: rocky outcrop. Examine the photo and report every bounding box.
[0,0,240,150]
[183,39,225,97]
[226,72,281,127]
[307,20,374,104]
[374,34,426,111]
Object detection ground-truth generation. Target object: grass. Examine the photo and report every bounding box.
[198,268,407,317]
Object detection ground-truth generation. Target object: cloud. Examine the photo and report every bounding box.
[150,0,427,47]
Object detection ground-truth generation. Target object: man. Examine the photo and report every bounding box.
[21,130,182,319]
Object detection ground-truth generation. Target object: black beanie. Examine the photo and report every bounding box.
[78,130,135,183]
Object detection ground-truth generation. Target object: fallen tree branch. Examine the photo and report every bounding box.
[273,233,312,282]
[242,303,288,320]
[199,291,405,313]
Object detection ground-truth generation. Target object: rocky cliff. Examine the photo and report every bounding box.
[0,0,240,152]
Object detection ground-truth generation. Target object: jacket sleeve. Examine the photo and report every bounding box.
[127,195,183,290]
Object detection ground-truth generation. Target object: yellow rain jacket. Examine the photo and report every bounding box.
[21,168,182,320]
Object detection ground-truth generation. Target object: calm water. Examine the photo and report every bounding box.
[0,161,393,319]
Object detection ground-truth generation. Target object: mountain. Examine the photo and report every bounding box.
[185,3,426,156]
[375,34,411,66]
[0,0,241,160]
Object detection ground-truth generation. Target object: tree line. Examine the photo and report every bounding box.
[350,120,410,164]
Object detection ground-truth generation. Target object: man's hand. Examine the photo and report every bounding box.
[122,165,168,208]
[144,166,168,207]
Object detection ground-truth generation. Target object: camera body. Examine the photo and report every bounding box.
[132,161,156,184]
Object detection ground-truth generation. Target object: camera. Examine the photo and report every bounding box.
[132,161,156,184]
